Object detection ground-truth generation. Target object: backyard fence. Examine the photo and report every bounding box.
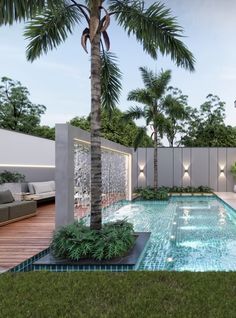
[133,147,236,192]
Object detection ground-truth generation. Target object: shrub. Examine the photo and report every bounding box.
[138,188,169,200]
[51,220,135,261]
[230,162,236,179]
[0,170,25,184]
[136,186,212,198]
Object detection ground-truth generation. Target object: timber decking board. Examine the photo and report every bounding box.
[0,203,55,271]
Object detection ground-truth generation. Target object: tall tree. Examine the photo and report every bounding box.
[1,1,195,229]
[0,77,46,133]
[124,67,172,189]
[180,94,230,147]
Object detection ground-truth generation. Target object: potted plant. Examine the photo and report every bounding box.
[230,162,236,192]
[0,170,27,199]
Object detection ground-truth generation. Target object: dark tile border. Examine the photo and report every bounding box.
[33,232,151,272]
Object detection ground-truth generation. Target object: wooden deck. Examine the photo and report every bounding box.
[0,203,55,272]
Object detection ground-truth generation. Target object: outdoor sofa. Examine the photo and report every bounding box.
[25,181,55,204]
[0,190,37,226]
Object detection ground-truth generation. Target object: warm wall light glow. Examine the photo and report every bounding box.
[219,165,225,176]
[74,138,131,156]
[183,164,190,176]
[0,164,55,168]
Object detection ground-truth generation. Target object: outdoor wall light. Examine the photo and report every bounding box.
[220,169,224,174]
[184,169,189,174]
[140,168,144,174]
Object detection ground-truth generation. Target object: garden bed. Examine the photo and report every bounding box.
[33,232,150,272]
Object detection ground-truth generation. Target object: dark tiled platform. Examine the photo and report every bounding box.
[33,232,150,272]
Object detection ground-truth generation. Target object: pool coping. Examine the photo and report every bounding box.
[214,192,236,212]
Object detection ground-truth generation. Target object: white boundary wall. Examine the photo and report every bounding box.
[133,147,236,192]
[0,128,55,182]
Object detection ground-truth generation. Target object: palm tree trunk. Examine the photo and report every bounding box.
[153,128,158,190]
[90,1,102,230]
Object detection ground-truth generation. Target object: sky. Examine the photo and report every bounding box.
[0,0,236,128]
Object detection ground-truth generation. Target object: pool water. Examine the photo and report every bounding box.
[103,196,236,271]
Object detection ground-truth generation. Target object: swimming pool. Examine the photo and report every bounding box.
[103,196,236,271]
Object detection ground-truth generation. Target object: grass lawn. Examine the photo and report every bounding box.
[1,271,236,317]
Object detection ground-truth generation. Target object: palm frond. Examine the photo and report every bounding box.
[133,126,147,150]
[122,106,145,123]
[24,3,82,62]
[127,88,153,106]
[152,69,171,99]
[139,67,155,89]
[109,1,195,71]
[101,51,122,116]
[0,0,59,25]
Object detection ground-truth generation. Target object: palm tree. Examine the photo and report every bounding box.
[124,67,172,189]
[161,88,190,146]
[1,1,195,229]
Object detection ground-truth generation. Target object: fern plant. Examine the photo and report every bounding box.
[51,220,135,261]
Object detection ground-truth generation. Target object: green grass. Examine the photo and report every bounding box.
[1,271,236,318]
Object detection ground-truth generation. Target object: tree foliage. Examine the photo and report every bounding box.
[0,77,46,134]
[180,94,236,147]
[69,109,153,147]
[160,87,190,146]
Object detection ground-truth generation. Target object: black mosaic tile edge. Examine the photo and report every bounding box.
[32,264,134,272]
[9,248,50,273]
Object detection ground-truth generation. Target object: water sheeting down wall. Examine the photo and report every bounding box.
[133,148,236,191]
[74,143,128,205]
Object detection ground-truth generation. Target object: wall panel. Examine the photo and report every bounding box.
[226,148,236,192]
[209,148,218,191]
[137,148,146,188]
[146,148,154,187]
[158,148,173,187]
[173,148,182,187]
[132,150,138,189]
[218,148,227,191]
[182,148,191,187]
[191,148,209,187]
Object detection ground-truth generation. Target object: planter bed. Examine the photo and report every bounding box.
[33,232,150,272]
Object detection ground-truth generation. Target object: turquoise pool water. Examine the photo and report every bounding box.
[103,196,236,271]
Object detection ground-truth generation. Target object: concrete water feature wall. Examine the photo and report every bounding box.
[133,147,236,192]
[55,124,132,228]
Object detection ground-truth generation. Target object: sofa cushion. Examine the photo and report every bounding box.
[8,201,37,219]
[28,181,55,195]
[0,190,14,204]
[33,182,52,194]
[49,181,55,191]
[0,206,9,222]
[28,183,35,194]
